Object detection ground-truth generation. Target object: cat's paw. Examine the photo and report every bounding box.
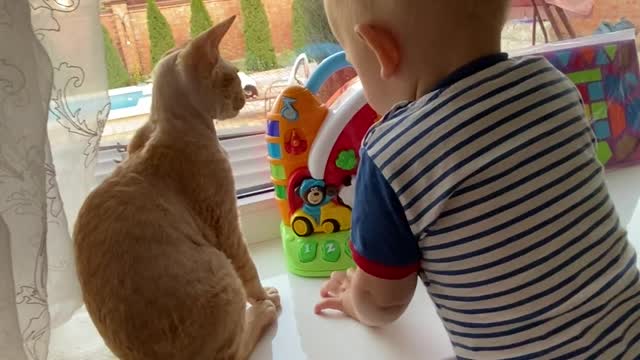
[264,287,281,309]
[248,299,278,329]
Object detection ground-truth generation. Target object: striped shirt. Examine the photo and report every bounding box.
[349,54,640,359]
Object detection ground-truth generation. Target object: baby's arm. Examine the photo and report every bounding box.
[316,267,417,327]
[315,150,421,326]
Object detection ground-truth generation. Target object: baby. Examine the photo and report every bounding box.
[316,1,640,359]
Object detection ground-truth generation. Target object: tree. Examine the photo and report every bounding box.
[147,0,175,67]
[291,0,338,62]
[301,0,336,45]
[240,0,277,71]
[190,0,213,38]
[102,25,130,89]
[292,0,307,52]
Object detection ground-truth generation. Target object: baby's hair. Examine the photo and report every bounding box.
[324,0,510,36]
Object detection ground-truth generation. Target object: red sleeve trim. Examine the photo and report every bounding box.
[350,242,420,280]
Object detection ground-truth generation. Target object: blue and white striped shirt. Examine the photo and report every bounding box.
[350,54,640,359]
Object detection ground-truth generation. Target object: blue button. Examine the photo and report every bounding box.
[267,120,280,137]
[268,143,282,159]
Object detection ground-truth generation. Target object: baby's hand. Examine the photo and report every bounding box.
[314,268,358,320]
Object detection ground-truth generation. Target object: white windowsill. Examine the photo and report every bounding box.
[238,190,281,245]
[49,166,640,360]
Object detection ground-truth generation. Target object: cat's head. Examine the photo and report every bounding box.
[152,16,245,121]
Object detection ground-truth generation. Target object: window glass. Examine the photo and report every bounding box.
[97,0,639,193]
[98,0,349,194]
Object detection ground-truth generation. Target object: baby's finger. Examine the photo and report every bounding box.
[314,298,344,314]
[330,271,347,282]
[320,279,342,297]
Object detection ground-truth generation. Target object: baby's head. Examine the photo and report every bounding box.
[324,0,510,114]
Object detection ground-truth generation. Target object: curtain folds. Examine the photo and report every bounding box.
[0,0,108,358]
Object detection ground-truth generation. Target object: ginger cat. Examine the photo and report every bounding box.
[74,16,279,360]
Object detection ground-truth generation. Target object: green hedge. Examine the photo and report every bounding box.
[190,0,213,38]
[292,0,338,45]
[292,0,306,52]
[102,25,130,89]
[147,0,175,67]
[291,0,337,62]
[240,0,277,71]
[303,0,336,44]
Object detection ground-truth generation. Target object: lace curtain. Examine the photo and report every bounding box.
[0,0,109,358]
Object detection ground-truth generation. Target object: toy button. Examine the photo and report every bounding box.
[344,240,352,258]
[299,240,318,263]
[281,97,299,121]
[285,129,308,155]
[322,240,341,263]
[336,149,358,171]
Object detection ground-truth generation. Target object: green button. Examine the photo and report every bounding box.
[275,185,287,200]
[345,240,352,258]
[271,164,286,180]
[336,149,358,171]
[322,240,341,263]
[299,240,318,263]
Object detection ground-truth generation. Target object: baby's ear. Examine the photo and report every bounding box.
[183,15,236,67]
[355,24,401,80]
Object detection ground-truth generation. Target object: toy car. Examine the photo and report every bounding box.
[291,202,352,237]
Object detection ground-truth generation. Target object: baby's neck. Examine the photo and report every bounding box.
[410,36,502,100]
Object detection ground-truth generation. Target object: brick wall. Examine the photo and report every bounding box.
[101,0,293,76]
[263,0,292,54]
[101,15,120,51]
[204,0,245,59]
[103,0,640,77]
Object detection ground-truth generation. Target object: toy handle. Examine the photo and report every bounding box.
[305,51,352,94]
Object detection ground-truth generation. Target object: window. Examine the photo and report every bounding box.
[97,0,639,196]
[98,0,348,197]
[3,1,638,359]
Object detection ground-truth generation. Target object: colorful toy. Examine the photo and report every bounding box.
[512,29,640,168]
[266,52,380,277]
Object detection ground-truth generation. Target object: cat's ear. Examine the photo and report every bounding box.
[207,15,236,50]
[183,15,236,67]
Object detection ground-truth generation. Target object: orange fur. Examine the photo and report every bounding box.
[74,17,279,360]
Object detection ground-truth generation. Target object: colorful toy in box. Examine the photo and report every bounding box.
[513,29,640,168]
[266,52,380,277]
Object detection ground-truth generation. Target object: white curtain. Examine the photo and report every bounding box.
[0,0,108,359]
